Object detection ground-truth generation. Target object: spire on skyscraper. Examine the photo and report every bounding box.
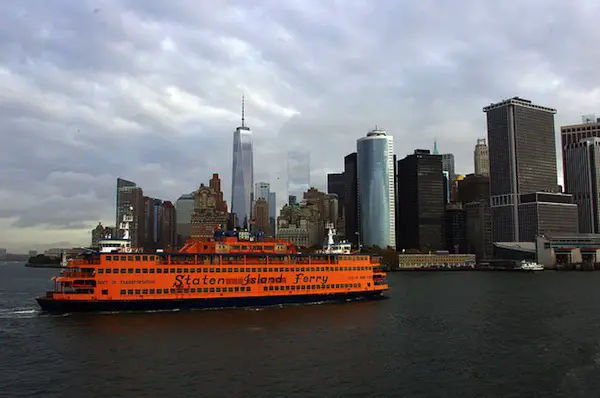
[241,94,245,128]
[433,140,439,155]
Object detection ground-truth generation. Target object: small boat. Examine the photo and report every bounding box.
[518,260,544,272]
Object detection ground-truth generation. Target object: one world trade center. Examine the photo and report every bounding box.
[231,96,254,229]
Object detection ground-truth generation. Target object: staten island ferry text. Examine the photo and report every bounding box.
[172,273,329,288]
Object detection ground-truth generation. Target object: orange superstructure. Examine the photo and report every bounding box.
[36,230,389,313]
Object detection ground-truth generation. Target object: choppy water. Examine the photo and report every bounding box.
[2,262,600,397]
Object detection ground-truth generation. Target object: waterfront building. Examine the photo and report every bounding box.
[483,97,578,241]
[357,128,396,249]
[397,149,445,251]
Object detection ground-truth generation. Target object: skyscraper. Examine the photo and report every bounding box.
[474,138,489,176]
[397,149,445,251]
[231,96,254,228]
[483,97,577,241]
[564,138,600,233]
[115,177,144,248]
[254,182,270,201]
[357,128,396,249]
[327,172,345,217]
[287,150,310,202]
[561,116,600,189]
[344,153,358,245]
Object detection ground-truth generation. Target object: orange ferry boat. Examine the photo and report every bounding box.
[36,229,389,313]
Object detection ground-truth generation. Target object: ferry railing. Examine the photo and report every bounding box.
[69,259,101,266]
[59,271,95,278]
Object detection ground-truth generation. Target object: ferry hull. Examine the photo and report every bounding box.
[37,290,386,314]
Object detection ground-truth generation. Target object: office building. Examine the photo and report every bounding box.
[357,128,396,249]
[483,97,577,241]
[474,138,489,176]
[231,96,254,228]
[564,137,600,233]
[344,153,358,245]
[397,149,445,251]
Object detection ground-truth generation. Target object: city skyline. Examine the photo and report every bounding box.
[1,1,599,251]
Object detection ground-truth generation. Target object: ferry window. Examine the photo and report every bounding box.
[190,268,195,273]
[215,268,221,273]
[190,288,196,293]
[106,269,112,274]
[234,287,239,292]
[264,286,268,291]
[184,288,190,294]
[274,286,279,291]
[135,256,141,261]
[142,289,148,294]
[128,256,134,261]
[198,268,204,273]
[149,256,154,261]
[203,288,209,293]
[156,289,162,294]
[133,289,139,294]
[267,268,272,272]
[216,288,221,292]
[170,289,176,294]
[183,268,189,273]
[170,269,175,274]
[245,268,251,272]
[203,268,208,273]
[209,268,214,273]
[156,268,162,274]
[143,256,148,261]
[269,286,274,291]
[301,285,306,290]
[251,268,256,272]
[120,268,126,273]
[128,289,133,294]
[233,268,238,272]
[142,268,148,273]
[128,269,133,274]
[245,287,251,291]
[120,290,126,295]
[257,268,262,272]
[210,288,215,292]
[101,289,108,295]
[228,288,234,292]
[120,256,126,261]
[149,289,155,294]
[98,269,104,274]
[135,269,140,274]
[228,268,232,272]
[150,268,155,274]
[106,256,111,261]
[177,268,182,273]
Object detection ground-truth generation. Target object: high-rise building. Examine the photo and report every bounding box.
[231,97,254,228]
[209,173,228,213]
[327,172,345,217]
[175,192,194,246]
[191,183,229,238]
[474,138,489,176]
[115,178,144,248]
[254,182,270,201]
[357,128,396,250]
[268,191,277,236]
[252,199,271,235]
[344,153,358,245]
[561,116,600,189]
[287,150,310,202]
[397,149,445,251]
[564,138,600,233]
[483,97,578,241]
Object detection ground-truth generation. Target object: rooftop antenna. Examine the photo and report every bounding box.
[241,94,245,128]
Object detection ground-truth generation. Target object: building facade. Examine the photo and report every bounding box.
[344,152,358,245]
[191,184,229,239]
[115,178,144,248]
[175,193,194,245]
[474,138,490,176]
[483,97,573,242]
[397,149,445,251]
[252,198,271,235]
[564,137,600,233]
[357,128,396,250]
[560,115,600,186]
[231,109,254,228]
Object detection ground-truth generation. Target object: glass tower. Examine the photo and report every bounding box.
[231,98,254,228]
[357,128,396,249]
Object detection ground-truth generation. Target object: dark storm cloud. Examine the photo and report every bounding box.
[1,0,600,251]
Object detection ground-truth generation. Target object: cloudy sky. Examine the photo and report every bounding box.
[1,0,599,252]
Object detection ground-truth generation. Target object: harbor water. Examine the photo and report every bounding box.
[1,261,600,397]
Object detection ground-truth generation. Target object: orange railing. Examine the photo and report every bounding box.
[59,271,95,278]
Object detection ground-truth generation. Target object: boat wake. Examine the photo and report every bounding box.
[0,307,41,319]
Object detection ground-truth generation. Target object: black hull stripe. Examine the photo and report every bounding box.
[37,291,386,313]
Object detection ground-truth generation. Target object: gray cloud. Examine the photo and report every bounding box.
[1,0,600,251]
